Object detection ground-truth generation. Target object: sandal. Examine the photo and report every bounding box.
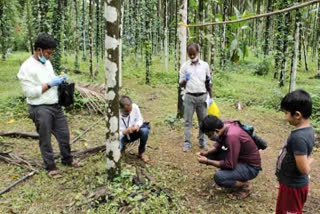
[138,154,150,163]
[48,169,62,179]
[227,183,252,200]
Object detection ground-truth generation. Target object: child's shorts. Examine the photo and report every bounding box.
[276,183,309,214]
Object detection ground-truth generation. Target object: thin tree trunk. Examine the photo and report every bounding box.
[290,10,300,92]
[26,0,34,54]
[264,0,272,56]
[164,0,169,72]
[177,0,187,119]
[119,1,124,87]
[302,30,309,72]
[105,0,121,181]
[317,3,320,75]
[89,0,94,78]
[220,0,228,68]
[279,8,291,87]
[51,0,64,74]
[210,0,216,75]
[96,0,100,63]
[74,0,80,71]
[82,0,87,61]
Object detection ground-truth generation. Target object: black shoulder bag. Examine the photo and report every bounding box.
[58,82,75,107]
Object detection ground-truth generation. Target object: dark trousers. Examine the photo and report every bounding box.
[120,124,150,154]
[28,104,73,171]
[208,150,260,188]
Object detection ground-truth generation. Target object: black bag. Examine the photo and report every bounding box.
[236,121,268,150]
[58,82,75,107]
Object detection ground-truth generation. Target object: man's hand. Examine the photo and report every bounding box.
[196,151,208,157]
[197,155,208,165]
[131,125,140,132]
[208,98,213,106]
[48,76,67,87]
[184,73,191,82]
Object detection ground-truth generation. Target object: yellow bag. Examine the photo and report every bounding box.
[207,100,220,117]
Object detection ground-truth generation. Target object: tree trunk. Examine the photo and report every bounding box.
[302,30,309,72]
[220,0,228,68]
[279,8,291,87]
[0,1,6,60]
[290,10,300,92]
[317,3,320,75]
[255,0,261,57]
[74,0,80,71]
[96,0,100,63]
[51,0,64,74]
[210,0,216,75]
[82,0,87,61]
[89,0,94,78]
[26,0,34,54]
[105,0,121,181]
[264,0,272,56]
[177,0,187,119]
[119,1,124,88]
[164,0,169,72]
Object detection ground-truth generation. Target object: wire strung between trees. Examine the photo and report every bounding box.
[179,0,320,28]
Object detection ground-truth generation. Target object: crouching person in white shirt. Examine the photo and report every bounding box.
[119,96,150,163]
[17,33,79,178]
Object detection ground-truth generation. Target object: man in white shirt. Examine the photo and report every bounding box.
[17,33,78,177]
[119,96,150,162]
[179,43,213,152]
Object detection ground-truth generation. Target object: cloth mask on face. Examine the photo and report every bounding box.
[38,49,47,64]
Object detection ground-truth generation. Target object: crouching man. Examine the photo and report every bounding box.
[197,115,261,200]
[119,96,150,163]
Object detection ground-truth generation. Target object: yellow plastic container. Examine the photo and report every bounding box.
[208,100,220,117]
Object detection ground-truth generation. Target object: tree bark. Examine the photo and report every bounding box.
[26,0,34,54]
[82,0,87,61]
[105,0,121,180]
[89,0,94,78]
[74,0,80,71]
[290,10,300,92]
[264,0,273,56]
[177,0,187,119]
[164,0,169,72]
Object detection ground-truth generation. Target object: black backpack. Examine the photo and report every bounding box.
[58,82,75,107]
[236,121,268,150]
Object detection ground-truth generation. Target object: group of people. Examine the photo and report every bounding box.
[18,33,314,214]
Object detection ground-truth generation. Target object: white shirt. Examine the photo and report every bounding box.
[179,59,211,94]
[119,103,143,139]
[17,56,59,105]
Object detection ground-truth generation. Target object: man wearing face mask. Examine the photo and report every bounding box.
[197,115,261,200]
[119,96,150,162]
[17,33,78,177]
[179,43,213,152]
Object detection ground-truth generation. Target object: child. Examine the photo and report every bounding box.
[276,89,314,214]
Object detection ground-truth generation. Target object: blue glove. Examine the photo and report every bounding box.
[208,98,213,106]
[48,76,66,87]
[185,73,191,82]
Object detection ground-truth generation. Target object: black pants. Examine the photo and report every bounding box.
[28,104,73,171]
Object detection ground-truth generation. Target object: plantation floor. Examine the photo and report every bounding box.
[1,76,320,214]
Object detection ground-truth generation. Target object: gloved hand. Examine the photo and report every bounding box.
[185,73,191,82]
[208,98,213,106]
[48,76,67,87]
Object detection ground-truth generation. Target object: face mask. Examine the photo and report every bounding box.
[191,56,199,63]
[120,109,130,117]
[209,134,220,142]
[38,49,47,64]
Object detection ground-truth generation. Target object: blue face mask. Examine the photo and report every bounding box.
[38,49,47,64]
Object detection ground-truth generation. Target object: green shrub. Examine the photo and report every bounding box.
[254,58,272,76]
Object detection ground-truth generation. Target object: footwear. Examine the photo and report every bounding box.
[227,183,252,200]
[63,161,81,168]
[48,169,62,179]
[183,144,191,152]
[138,154,150,163]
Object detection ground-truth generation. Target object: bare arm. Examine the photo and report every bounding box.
[295,155,313,175]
